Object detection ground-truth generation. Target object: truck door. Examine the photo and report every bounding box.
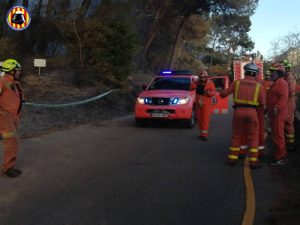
[209,76,229,114]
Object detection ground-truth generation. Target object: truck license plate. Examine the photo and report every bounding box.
[151,113,168,118]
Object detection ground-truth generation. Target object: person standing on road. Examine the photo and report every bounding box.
[255,71,269,157]
[267,63,289,166]
[220,63,265,169]
[195,69,216,141]
[280,60,297,151]
[0,59,24,177]
[239,69,268,158]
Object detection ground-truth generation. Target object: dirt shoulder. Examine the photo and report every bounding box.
[261,92,300,225]
[19,73,152,138]
[265,122,300,225]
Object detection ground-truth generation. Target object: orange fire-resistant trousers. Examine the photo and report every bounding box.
[269,111,288,160]
[228,108,259,166]
[0,114,19,172]
[240,107,264,156]
[285,97,296,144]
[196,96,212,138]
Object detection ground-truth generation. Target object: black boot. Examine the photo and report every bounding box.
[3,168,22,178]
[287,144,295,152]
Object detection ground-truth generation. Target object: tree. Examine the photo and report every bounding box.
[207,0,258,67]
[77,0,92,18]
[6,0,16,10]
[46,0,54,22]
[23,0,29,8]
[165,0,258,68]
[209,15,254,63]
[270,30,300,78]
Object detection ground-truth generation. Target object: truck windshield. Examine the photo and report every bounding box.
[148,77,191,91]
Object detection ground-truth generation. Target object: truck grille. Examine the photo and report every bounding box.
[146,109,175,114]
[148,97,170,105]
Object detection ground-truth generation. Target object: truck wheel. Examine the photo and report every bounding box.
[184,107,196,128]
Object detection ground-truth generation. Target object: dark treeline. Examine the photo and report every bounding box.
[0,0,258,85]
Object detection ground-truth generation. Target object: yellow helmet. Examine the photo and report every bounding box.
[281,59,292,71]
[1,59,21,72]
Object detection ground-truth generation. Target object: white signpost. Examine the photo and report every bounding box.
[34,59,46,75]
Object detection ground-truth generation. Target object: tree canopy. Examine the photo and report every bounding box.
[0,0,260,84]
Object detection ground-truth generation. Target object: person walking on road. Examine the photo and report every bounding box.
[281,60,297,152]
[195,69,216,141]
[0,59,24,177]
[267,63,289,166]
[220,63,265,169]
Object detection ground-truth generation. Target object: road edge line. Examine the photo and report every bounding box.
[242,157,256,225]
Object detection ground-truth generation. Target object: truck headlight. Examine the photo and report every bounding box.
[137,97,152,104]
[170,97,190,105]
[137,97,145,104]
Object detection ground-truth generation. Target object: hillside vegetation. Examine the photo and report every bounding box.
[0,0,258,86]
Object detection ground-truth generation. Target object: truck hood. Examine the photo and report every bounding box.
[139,90,193,98]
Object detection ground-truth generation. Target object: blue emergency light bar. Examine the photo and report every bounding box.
[161,70,172,74]
[160,70,196,75]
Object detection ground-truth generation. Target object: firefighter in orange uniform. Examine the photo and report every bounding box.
[255,73,268,156]
[281,60,297,151]
[220,63,265,169]
[0,59,24,177]
[263,71,273,90]
[267,63,289,166]
[195,69,216,141]
[239,69,268,158]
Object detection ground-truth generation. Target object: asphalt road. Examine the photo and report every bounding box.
[0,110,283,225]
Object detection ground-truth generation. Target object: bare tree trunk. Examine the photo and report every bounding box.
[78,0,92,18]
[46,0,54,22]
[6,0,16,10]
[143,1,167,52]
[73,19,83,67]
[168,15,189,69]
[22,0,29,8]
[37,0,43,17]
[137,0,154,18]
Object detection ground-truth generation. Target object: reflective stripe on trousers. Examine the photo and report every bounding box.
[228,147,240,161]
[285,133,295,144]
[248,148,259,166]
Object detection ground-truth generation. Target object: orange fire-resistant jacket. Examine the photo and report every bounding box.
[195,80,216,107]
[266,77,288,117]
[0,74,23,121]
[220,76,265,107]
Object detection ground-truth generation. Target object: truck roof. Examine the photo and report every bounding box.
[159,70,196,76]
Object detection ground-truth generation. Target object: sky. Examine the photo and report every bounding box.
[249,0,300,59]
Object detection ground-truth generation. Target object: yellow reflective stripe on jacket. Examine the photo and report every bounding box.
[233,81,260,106]
[1,131,16,139]
[234,81,240,102]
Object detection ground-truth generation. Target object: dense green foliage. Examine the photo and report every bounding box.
[0,0,259,85]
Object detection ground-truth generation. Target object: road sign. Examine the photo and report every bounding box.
[34,59,46,75]
[34,59,46,67]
